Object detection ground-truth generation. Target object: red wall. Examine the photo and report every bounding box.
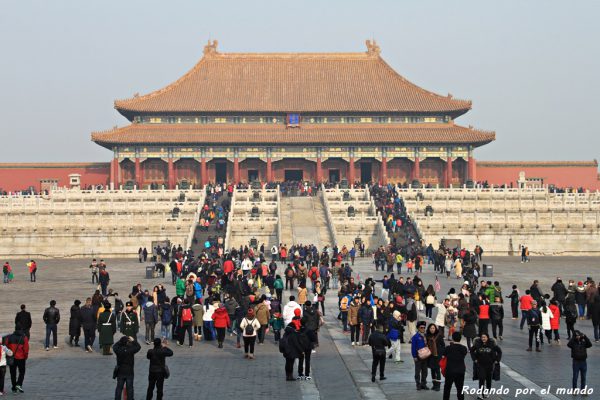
[477,161,600,190]
[0,163,110,192]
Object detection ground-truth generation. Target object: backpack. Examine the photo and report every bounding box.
[310,270,318,281]
[161,306,172,324]
[286,268,294,278]
[426,295,435,305]
[278,331,289,354]
[244,318,255,336]
[185,284,194,297]
[181,307,193,323]
[340,297,349,311]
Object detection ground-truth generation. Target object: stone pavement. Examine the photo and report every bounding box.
[1,255,599,399]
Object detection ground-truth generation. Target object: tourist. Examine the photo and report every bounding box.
[281,317,303,381]
[426,323,445,391]
[519,289,533,330]
[567,330,592,393]
[368,322,391,383]
[478,296,490,336]
[551,277,567,314]
[191,299,204,341]
[80,298,97,352]
[42,300,60,351]
[548,300,561,343]
[178,299,195,347]
[212,303,231,348]
[98,301,117,355]
[159,297,172,342]
[564,290,578,340]
[526,301,542,352]
[146,338,173,400]
[99,268,110,296]
[297,283,308,306]
[386,310,403,362]
[411,321,430,390]
[239,308,261,359]
[68,300,82,347]
[575,282,587,320]
[540,302,554,345]
[89,259,99,284]
[506,285,519,319]
[283,296,302,325]
[359,297,374,345]
[297,315,313,380]
[27,260,37,282]
[442,332,468,400]
[2,262,11,284]
[113,335,141,400]
[490,296,504,340]
[461,307,478,351]
[143,299,159,345]
[471,332,502,399]
[273,275,284,301]
[14,305,32,339]
[2,325,28,394]
[348,296,360,345]
[0,338,13,395]
[301,301,319,351]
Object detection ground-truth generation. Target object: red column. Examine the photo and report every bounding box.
[468,156,476,182]
[348,157,355,186]
[412,157,420,181]
[316,157,322,184]
[201,158,208,186]
[110,158,116,189]
[266,157,272,182]
[380,157,388,185]
[446,157,453,187]
[135,158,141,189]
[233,158,240,184]
[167,158,175,189]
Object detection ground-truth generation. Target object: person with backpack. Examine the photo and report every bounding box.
[2,326,28,394]
[239,308,261,359]
[178,299,195,347]
[284,265,295,290]
[308,265,320,291]
[160,298,172,342]
[567,330,592,392]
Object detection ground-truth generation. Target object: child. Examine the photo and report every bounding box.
[269,312,284,342]
[406,259,414,274]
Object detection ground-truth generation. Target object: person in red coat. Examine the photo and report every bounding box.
[212,305,231,348]
[548,300,561,344]
[2,326,29,393]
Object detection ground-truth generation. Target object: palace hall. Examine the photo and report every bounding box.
[91,40,495,189]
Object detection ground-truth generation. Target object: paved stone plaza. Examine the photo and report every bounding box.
[1,255,599,399]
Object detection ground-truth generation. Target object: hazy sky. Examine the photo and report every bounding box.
[1,0,598,162]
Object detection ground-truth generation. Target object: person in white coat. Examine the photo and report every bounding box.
[239,308,262,359]
[434,299,450,339]
[283,296,302,325]
[540,304,554,345]
[0,343,14,394]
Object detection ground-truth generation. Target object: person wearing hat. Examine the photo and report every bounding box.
[411,321,430,390]
[120,302,139,339]
[239,308,261,359]
[113,335,141,400]
[386,310,403,363]
[68,300,82,347]
[146,338,173,400]
[97,302,117,355]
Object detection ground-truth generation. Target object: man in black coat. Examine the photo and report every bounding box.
[113,335,141,400]
[146,338,173,400]
[368,322,391,382]
[442,332,468,400]
[14,305,32,339]
[567,330,592,392]
[80,297,97,352]
[42,300,60,350]
[551,277,568,314]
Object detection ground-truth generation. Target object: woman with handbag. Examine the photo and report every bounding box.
[426,323,445,391]
[410,321,430,391]
[470,332,502,400]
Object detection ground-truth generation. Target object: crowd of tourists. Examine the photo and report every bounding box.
[1,235,597,398]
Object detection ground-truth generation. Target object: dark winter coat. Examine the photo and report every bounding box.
[97,310,117,345]
[470,337,502,367]
[14,310,32,332]
[281,325,304,359]
[69,305,82,337]
[113,339,141,376]
[80,305,96,330]
[461,310,478,339]
[551,281,567,302]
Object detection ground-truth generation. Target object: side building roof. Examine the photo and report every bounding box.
[114,40,472,119]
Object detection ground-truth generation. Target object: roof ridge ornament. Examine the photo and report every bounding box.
[203,40,219,57]
[365,39,381,57]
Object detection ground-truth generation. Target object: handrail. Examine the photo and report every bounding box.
[184,186,206,251]
[276,184,282,246]
[320,184,339,247]
[224,187,236,250]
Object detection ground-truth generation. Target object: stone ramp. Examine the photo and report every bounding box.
[279,196,333,249]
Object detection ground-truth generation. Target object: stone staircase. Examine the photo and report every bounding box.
[279,196,333,248]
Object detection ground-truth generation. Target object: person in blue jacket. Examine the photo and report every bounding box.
[193,278,203,302]
[411,321,430,390]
